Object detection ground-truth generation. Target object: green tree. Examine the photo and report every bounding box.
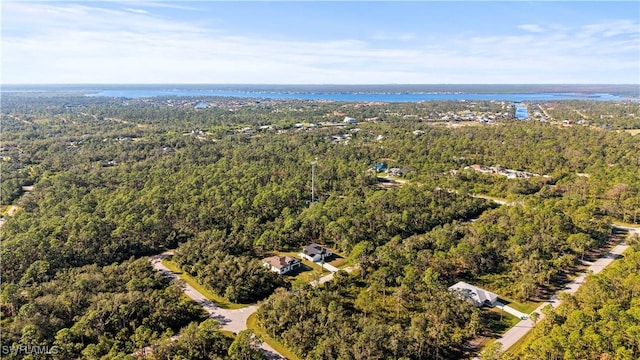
[228,330,265,360]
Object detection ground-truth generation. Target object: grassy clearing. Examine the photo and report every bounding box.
[497,297,538,314]
[0,205,9,216]
[246,313,299,360]
[283,263,324,286]
[161,259,248,310]
[612,220,640,229]
[474,275,540,314]
[484,307,521,335]
[328,256,348,268]
[319,246,349,268]
[474,309,530,355]
[619,129,640,136]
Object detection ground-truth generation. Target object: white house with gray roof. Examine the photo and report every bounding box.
[299,243,333,262]
[448,281,499,307]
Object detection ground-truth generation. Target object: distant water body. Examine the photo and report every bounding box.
[3,85,638,102]
[86,89,631,102]
[515,103,530,120]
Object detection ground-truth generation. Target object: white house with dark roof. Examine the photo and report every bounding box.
[262,256,301,275]
[448,281,499,307]
[299,243,333,262]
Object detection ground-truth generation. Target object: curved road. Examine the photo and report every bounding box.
[151,253,285,359]
[0,186,33,229]
[495,225,638,352]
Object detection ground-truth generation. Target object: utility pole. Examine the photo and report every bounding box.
[311,158,317,203]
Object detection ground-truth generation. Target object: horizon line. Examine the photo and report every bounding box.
[3,83,639,86]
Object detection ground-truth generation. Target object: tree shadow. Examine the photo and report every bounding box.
[480,308,518,338]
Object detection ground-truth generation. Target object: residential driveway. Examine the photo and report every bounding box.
[0,205,20,229]
[310,265,358,287]
[496,239,632,351]
[495,302,528,320]
[6,205,19,217]
[1,187,33,229]
[150,253,285,359]
[322,263,340,273]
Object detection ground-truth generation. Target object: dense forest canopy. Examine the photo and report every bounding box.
[510,248,640,360]
[1,93,638,359]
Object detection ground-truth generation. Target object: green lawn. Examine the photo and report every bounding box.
[328,256,348,268]
[484,307,521,335]
[274,251,329,283]
[496,297,539,314]
[246,313,299,360]
[474,275,540,314]
[161,259,248,310]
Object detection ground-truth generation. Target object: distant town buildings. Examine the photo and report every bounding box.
[465,164,544,179]
[369,163,410,177]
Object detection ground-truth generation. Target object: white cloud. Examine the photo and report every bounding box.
[580,20,640,38]
[124,1,199,11]
[371,32,416,41]
[517,24,545,33]
[123,8,149,14]
[2,2,638,84]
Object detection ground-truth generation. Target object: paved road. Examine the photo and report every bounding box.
[151,252,362,358]
[496,227,637,351]
[150,253,285,359]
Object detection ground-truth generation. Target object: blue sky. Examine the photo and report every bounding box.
[2,1,639,84]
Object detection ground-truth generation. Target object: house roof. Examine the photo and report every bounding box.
[388,167,409,174]
[262,256,299,270]
[302,243,329,257]
[448,281,498,305]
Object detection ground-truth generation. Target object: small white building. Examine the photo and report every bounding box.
[387,168,409,177]
[343,116,358,124]
[448,281,499,307]
[262,256,301,275]
[299,244,333,262]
